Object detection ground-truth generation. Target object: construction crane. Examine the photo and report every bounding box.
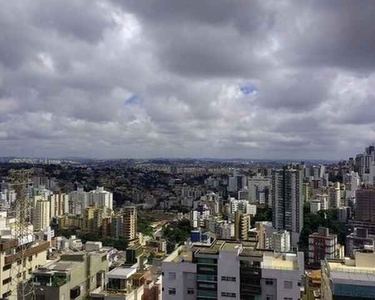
[8,169,35,300]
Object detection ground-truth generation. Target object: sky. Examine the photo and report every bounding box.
[1,0,375,160]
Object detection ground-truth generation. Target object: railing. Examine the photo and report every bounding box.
[197,275,217,282]
[197,290,217,298]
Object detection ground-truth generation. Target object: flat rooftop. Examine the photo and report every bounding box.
[108,267,136,279]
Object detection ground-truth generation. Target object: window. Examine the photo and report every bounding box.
[168,288,176,295]
[284,298,292,300]
[284,281,293,289]
[168,272,176,280]
[187,288,194,295]
[266,296,274,300]
[265,279,274,285]
[221,276,236,282]
[3,277,11,285]
[2,264,11,271]
[221,292,236,298]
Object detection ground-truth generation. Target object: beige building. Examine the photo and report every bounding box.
[33,199,51,231]
[112,207,137,241]
[0,238,49,299]
[33,250,109,300]
[234,210,250,240]
[82,206,111,234]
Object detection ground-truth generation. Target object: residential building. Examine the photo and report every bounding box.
[310,200,321,214]
[271,166,304,247]
[321,251,375,300]
[0,236,49,299]
[162,239,304,300]
[82,206,111,234]
[32,199,51,231]
[49,192,69,218]
[248,175,271,204]
[328,185,341,209]
[33,250,108,300]
[69,188,88,215]
[271,230,291,253]
[346,228,375,258]
[90,267,159,300]
[308,227,342,266]
[88,186,113,210]
[111,206,137,241]
[356,188,375,223]
[234,210,250,241]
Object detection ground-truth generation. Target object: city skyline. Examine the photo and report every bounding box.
[1,1,375,159]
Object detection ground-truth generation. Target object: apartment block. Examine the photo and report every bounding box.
[321,251,375,299]
[33,250,109,300]
[308,227,342,266]
[162,239,304,300]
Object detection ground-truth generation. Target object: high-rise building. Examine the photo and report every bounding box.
[271,166,303,247]
[308,227,342,266]
[88,186,113,210]
[82,206,111,234]
[111,206,137,241]
[271,230,291,252]
[356,188,375,223]
[162,239,304,300]
[69,188,88,215]
[248,175,271,204]
[234,210,250,241]
[33,199,51,231]
[328,185,341,208]
[49,192,69,218]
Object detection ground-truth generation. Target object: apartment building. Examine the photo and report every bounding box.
[33,250,109,300]
[111,206,137,241]
[308,227,342,266]
[0,238,49,299]
[162,239,304,300]
[321,251,375,299]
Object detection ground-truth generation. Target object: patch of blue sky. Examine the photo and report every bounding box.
[124,95,140,105]
[240,84,258,95]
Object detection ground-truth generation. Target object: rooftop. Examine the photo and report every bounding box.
[108,267,136,279]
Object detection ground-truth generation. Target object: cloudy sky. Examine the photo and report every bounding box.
[1,0,375,159]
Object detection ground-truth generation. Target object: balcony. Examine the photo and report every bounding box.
[5,241,50,265]
[197,290,217,298]
[197,275,217,282]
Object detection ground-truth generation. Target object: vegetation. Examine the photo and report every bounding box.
[163,219,192,253]
[251,205,272,226]
[299,202,346,253]
[137,218,153,236]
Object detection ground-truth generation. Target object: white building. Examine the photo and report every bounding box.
[69,188,88,215]
[49,192,69,218]
[162,240,304,300]
[88,186,113,210]
[230,199,257,216]
[328,185,341,208]
[310,200,321,214]
[33,199,51,231]
[271,230,291,253]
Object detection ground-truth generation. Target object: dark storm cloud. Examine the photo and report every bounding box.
[0,0,375,159]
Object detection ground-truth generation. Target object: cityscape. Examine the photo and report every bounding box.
[1,1,375,300]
